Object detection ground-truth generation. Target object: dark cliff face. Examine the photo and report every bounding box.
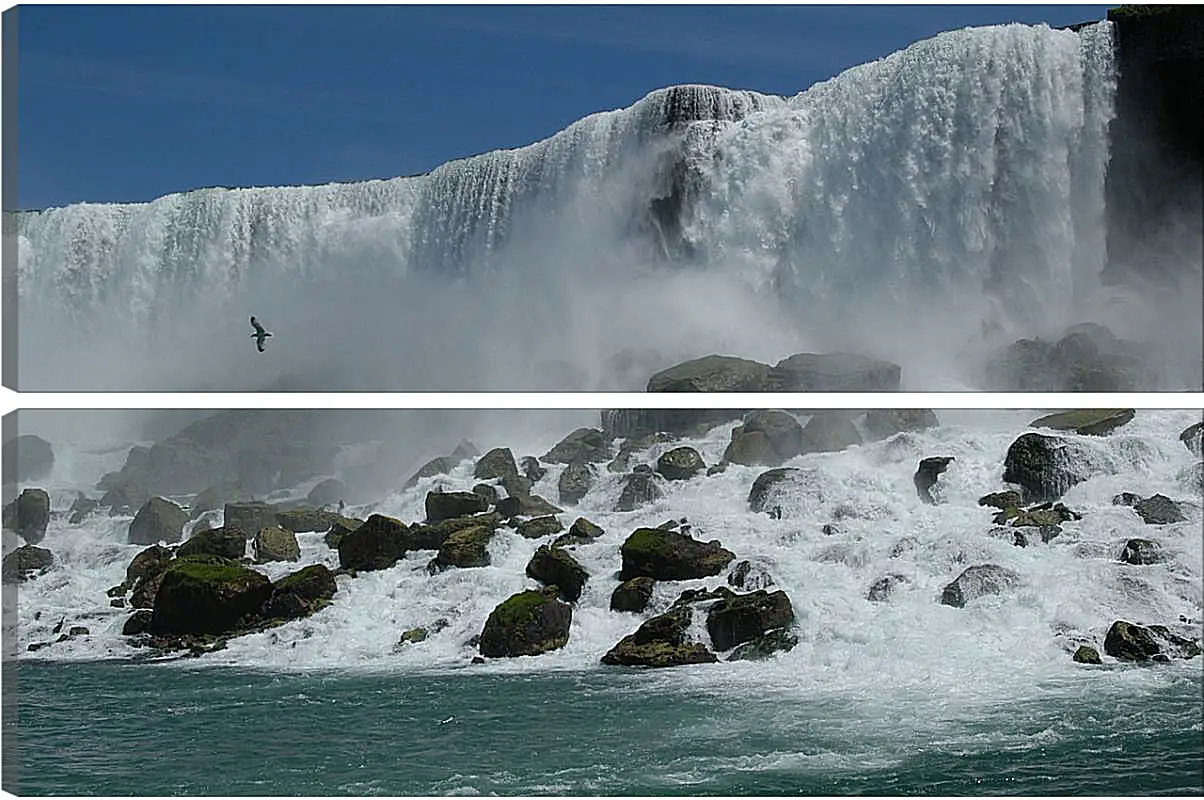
[1104,5,1204,285]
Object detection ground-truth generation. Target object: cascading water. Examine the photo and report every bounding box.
[13,21,1195,391]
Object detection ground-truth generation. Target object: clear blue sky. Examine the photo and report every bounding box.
[13,4,1110,211]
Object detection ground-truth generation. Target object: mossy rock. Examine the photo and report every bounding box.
[275,508,337,533]
[1073,645,1102,664]
[474,448,520,482]
[261,564,337,620]
[516,515,563,539]
[324,516,363,550]
[727,627,799,661]
[601,605,716,667]
[610,576,655,613]
[525,546,589,602]
[406,512,501,551]
[478,588,572,657]
[125,544,174,586]
[149,555,272,635]
[553,517,605,547]
[619,528,734,581]
[253,525,301,563]
[1104,620,1201,662]
[177,526,246,559]
[431,525,494,570]
[978,490,1023,510]
[705,589,795,652]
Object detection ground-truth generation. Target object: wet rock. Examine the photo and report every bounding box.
[978,490,1023,510]
[260,564,337,620]
[479,587,572,657]
[619,527,734,581]
[122,609,153,636]
[1113,492,1143,507]
[525,546,589,602]
[799,412,863,455]
[1002,433,1100,503]
[748,468,800,514]
[521,456,547,485]
[615,471,664,512]
[2,435,54,483]
[608,432,678,474]
[984,327,1152,392]
[558,461,594,505]
[1133,494,1187,525]
[724,411,804,467]
[253,525,301,563]
[552,517,605,547]
[128,497,188,545]
[337,513,410,572]
[406,512,501,551]
[705,589,795,652]
[149,555,273,635]
[130,569,170,609]
[68,494,100,524]
[514,492,563,517]
[1103,620,1201,662]
[914,457,955,505]
[1,544,53,584]
[474,448,520,483]
[1073,644,1102,664]
[1119,538,1164,565]
[2,488,51,544]
[176,526,246,559]
[472,483,499,506]
[862,409,939,441]
[649,354,770,393]
[1177,461,1204,493]
[223,502,278,540]
[99,477,150,516]
[305,478,348,508]
[610,576,656,613]
[324,516,362,550]
[275,509,337,534]
[430,525,494,570]
[768,352,901,391]
[939,564,1022,608]
[1179,421,1203,457]
[727,628,800,661]
[601,605,717,668]
[726,560,775,591]
[543,428,610,465]
[516,515,563,539]
[656,446,705,481]
[425,489,488,523]
[1029,409,1135,436]
[867,574,910,602]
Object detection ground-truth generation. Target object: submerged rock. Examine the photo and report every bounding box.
[727,628,799,661]
[867,574,910,602]
[727,559,775,591]
[260,564,337,620]
[615,471,664,512]
[1029,409,1135,436]
[128,497,188,545]
[479,588,572,657]
[939,565,1022,608]
[2,488,51,544]
[1119,538,1164,565]
[619,528,734,581]
[1073,644,1102,664]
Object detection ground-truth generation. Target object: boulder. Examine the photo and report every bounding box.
[190,484,246,517]
[705,589,795,652]
[515,515,563,540]
[727,628,799,661]
[1133,494,1187,525]
[405,512,501,551]
[525,546,589,602]
[513,492,563,517]
[305,478,348,508]
[479,588,572,657]
[2,435,54,483]
[1,544,53,583]
[1002,433,1099,503]
[1103,620,1201,662]
[520,456,547,485]
[648,354,769,393]
[542,428,610,465]
[128,497,188,545]
[1180,421,1204,457]
[474,448,520,483]
[615,470,664,512]
[472,483,500,506]
[99,478,150,516]
[862,409,939,441]
[978,490,1023,510]
[68,494,100,524]
[553,517,604,547]
[260,564,337,620]
[610,576,656,613]
[607,432,678,474]
[2,488,51,544]
[149,555,273,635]
[558,461,594,505]
[223,502,278,540]
[1119,538,1163,565]
[800,412,863,454]
[939,565,1022,608]
[403,455,459,489]
[914,457,955,505]
[121,609,153,636]
[1029,409,1135,436]
[1073,645,1102,664]
[769,352,901,391]
[324,516,362,550]
[430,525,494,570]
[176,526,246,559]
[601,605,717,667]
[867,574,910,602]
[724,411,804,467]
[337,513,410,571]
[655,446,705,481]
[125,544,173,587]
[130,569,170,609]
[726,559,776,591]
[425,490,488,522]
[253,525,301,563]
[275,509,336,533]
[619,528,734,581]
[984,328,1152,392]
[747,468,800,514]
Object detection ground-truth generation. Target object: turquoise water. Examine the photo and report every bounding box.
[7,660,1202,795]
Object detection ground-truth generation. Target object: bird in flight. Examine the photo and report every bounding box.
[250,316,272,352]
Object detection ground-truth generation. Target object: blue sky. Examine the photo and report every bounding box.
[14,4,1110,210]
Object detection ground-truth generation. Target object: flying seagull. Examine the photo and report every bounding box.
[250,315,272,352]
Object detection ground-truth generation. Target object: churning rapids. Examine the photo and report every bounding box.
[11,22,1201,391]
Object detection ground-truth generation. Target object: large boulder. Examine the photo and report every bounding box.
[223,502,278,539]
[337,513,410,571]
[1133,494,1188,525]
[2,488,51,544]
[515,515,563,539]
[656,447,705,481]
[768,352,901,391]
[724,411,804,467]
[260,564,337,620]
[525,546,589,602]
[1002,433,1101,503]
[149,555,273,635]
[799,412,863,454]
[275,509,337,534]
[601,408,737,440]
[125,545,173,587]
[939,565,1022,608]
[1029,409,1135,436]
[1181,421,1204,457]
[619,528,734,581]
[543,428,610,465]
[305,478,348,508]
[405,512,501,551]
[99,478,149,516]
[479,588,572,657]
[1103,620,1201,662]
[705,589,795,652]
[430,525,494,570]
[176,526,246,559]
[648,354,769,393]
[1,544,53,583]
[474,448,520,483]
[862,409,939,441]
[984,327,1153,391]
[747,468,801,514]
[128,497,188,545]
[615,469,664,512]
[425,490,488,522]
[558,461,594,505]
[610,576,656,613]
[601,605,717,667]
[2,435,54,483]
[253,525,301,563]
